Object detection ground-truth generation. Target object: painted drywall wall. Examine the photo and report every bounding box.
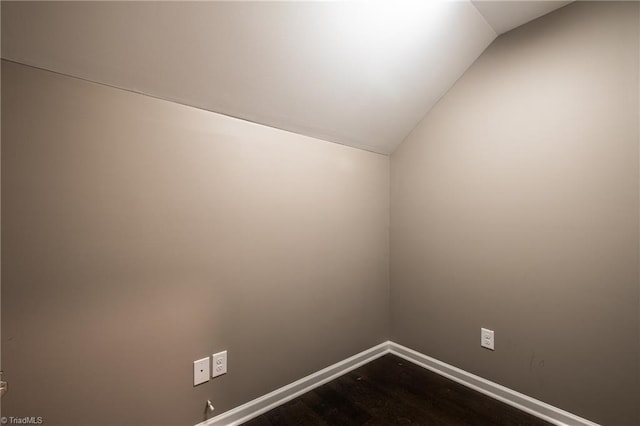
[390,2,639,425]
[1,60,389,426]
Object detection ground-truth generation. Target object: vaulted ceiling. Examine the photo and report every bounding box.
[1,1,571,154]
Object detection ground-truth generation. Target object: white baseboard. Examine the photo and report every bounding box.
[388,342,599,426]
[197,341,389,426]
[196,341,599,426]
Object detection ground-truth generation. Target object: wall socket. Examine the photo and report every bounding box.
[481,328,494,350]
[212,351,228,378]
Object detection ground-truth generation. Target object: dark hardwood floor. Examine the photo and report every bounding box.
[244,354,551,426]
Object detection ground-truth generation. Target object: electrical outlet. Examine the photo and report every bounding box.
[481,328,494,350]
[193,357,210,386]
[212,351,227,378]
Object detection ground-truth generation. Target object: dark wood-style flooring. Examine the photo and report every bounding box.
[244,354,551,426]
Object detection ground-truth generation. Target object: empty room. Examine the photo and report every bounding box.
[1,1,638,425]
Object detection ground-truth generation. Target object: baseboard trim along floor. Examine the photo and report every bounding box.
[197,341,599,426]
[199,342,389,426]
[387,342,599,426]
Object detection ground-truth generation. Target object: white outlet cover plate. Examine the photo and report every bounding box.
[194,357,210,386]
[212,350,227,378]
[481,328,495,350]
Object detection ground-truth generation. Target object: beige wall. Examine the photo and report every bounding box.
[1,60,389,426]
[390,2,639,425]
[3,2,640,426]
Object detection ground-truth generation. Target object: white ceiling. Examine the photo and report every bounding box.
[1,1,570,154]
[472,0,572,35]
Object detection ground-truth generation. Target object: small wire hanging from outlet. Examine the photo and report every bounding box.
[205,399,215,420]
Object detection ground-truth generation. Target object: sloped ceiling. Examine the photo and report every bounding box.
[472,0,572,35]
[1,1,570,154]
